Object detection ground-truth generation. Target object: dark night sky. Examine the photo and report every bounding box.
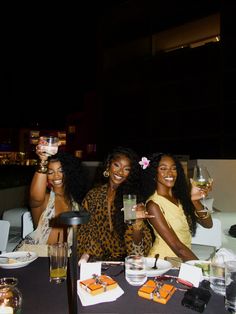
[3,3,99,129]
[3,1,220,129]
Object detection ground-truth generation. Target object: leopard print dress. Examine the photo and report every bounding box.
[77,184,152,261]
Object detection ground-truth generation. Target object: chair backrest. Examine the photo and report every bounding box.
[0,220,10,253]
[2,207,29,227]
[22,211,34,239]
[191,217,222,249]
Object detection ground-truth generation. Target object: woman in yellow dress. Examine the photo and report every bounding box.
[141,153,213,262]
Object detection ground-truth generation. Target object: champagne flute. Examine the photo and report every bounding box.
[193,165,213,212]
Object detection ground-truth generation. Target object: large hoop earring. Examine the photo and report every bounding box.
[103,169,109,178]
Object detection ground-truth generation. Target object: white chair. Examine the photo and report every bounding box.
[191,217,222,260]
[0,220,10,254]
[2,207,29,229]
[2,207,29,251]
[212,211,236,252]
[22,211,34,238]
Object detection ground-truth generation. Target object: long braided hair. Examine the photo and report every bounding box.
[141,152,197,235]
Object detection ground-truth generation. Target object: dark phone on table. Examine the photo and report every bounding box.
[181,287,211,313]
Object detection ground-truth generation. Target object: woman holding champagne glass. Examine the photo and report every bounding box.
[141,153,213,262]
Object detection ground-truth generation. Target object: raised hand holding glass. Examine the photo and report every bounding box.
[38,136,59,156]
[123,194,137,224]
[193,165,213,212]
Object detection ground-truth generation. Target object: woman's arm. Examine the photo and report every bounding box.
[29,141,49,226]
[147,200,198,262]
[132,203,154,244]
[29,171,49,226]
[124,203,153,256]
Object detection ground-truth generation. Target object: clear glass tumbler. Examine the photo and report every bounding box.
[0,277,22,313]
[123,194,137,224]
[225,260,236,313]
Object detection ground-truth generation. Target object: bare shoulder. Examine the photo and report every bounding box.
[146,200,160,211]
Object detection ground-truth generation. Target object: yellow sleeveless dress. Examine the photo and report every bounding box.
[148,192,191,259]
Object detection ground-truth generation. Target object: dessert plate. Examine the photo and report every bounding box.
[145,258,172,277]
[0,251,38,269]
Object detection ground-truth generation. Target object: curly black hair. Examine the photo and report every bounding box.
[141,152,197,235]
[48,152,89,207]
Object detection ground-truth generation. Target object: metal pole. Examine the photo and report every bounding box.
[58,211,90,314]
[71,225,78,314]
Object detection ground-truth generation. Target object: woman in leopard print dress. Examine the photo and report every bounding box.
[77,147,153,261]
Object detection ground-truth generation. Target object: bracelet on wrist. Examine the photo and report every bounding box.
[37,159,48,174]
[40,159,48,166]
[194,210,210,220]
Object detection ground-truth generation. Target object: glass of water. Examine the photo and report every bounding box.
[225,260,236,313]
[210,254,225,296]
[125,255,147,286]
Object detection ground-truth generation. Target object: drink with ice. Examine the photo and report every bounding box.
[125,255,147,286]
[123,194,137,224]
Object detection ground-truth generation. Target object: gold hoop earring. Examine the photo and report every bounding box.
[103,170,109,178]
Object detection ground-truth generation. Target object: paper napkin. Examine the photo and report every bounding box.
[77,280,124,306]
[178,263,202,287]
[80,262,102,280]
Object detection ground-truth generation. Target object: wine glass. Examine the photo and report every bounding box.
[193,165,213,212]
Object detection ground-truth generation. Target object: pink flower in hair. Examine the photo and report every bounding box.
[139,157,150,169]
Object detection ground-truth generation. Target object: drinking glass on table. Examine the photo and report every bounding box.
[123,194,137,224]
[192,165,213,212]
[225,260,236,313]
[38,136,59,156]
[0,277,22,313]
[49,242,68,284]
[125,255,147,286]
[210,254,225,296]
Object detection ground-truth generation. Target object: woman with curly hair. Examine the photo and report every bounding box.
[141,153,213,262]
[16,138,88,251]
[77,146,153,262]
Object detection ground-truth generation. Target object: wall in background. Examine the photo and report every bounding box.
[189,159,236,213]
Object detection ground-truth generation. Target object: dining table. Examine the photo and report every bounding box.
[0,257,227,314]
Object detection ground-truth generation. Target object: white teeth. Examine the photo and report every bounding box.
[114,174,122,180]
[165,177,174,181]
[54,180,62,185]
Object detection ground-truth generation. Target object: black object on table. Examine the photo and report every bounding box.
[58,211,90,314]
